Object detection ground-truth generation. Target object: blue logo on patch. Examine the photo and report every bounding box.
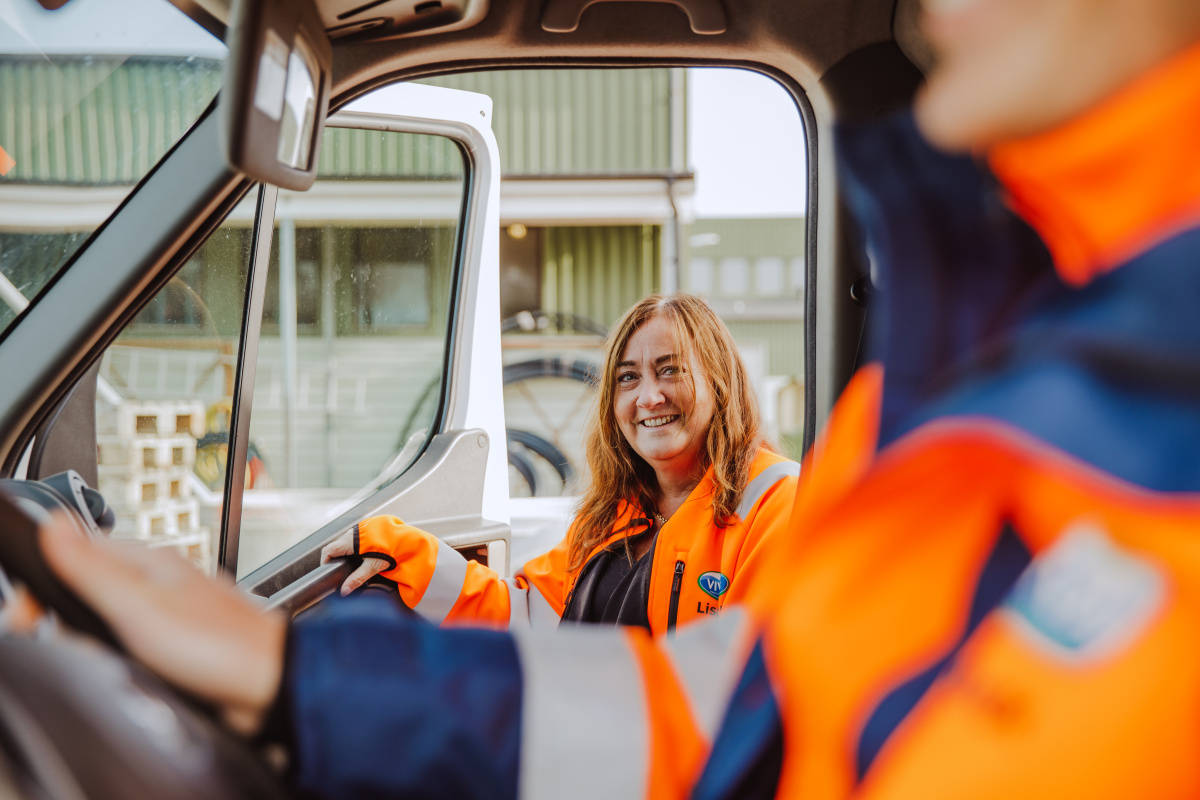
[698,571,730,599]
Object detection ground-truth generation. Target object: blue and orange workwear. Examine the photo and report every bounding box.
[352,447,799,634]
[276,39,1200,800]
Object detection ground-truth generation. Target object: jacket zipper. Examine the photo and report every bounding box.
[667,560,685,634]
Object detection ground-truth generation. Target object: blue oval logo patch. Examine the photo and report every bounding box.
[698,571,730,599]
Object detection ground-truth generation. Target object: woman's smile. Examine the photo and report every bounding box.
[614,316,716,477]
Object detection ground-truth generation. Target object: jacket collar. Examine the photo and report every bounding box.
[836,112,1054,443]
[987,40,1200,287]
[834,48,1200,490]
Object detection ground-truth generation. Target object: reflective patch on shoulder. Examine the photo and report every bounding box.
[1002,524,1165,663]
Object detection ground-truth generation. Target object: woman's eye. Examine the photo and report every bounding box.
[661,365,680,377]
[617,372,636,383]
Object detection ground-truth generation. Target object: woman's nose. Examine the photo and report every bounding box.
[637,380,665,408]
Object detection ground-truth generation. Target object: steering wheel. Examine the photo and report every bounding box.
[0,476,293,800]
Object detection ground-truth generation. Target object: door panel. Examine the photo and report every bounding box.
[233,126,466,578]
[244,427,506,606]
[233,84,509,596]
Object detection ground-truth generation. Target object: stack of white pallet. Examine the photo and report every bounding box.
[96,400,213,572]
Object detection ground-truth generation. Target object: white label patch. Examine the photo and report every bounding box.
[1002,524,1164,662]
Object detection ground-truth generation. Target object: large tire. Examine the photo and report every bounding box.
[501,310,608,337]
[507,447,539,496]
[502,356,598,388]
[506,429,574,484]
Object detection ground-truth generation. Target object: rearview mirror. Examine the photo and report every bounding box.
[221,0,332,191]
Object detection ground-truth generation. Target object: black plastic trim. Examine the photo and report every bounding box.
[218,184,278,576]
[422,135,475,480]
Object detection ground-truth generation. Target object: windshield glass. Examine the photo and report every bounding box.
[0,0,226,335]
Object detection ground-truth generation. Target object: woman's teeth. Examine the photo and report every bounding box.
[641,415,679,428]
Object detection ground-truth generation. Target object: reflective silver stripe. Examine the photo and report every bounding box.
[505,579,529,628]
[661,608,754,739]
[504,577,561,630]
[513,626,648,800]
[736,460,800,518]
[527,581,562,627]
[411,537,469,625]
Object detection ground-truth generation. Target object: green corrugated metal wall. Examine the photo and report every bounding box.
[683,218,805,260]
[3,58,802,379]
[1,60,679,183]
[683,218,806,378]
[316,127,463,179]
[541,226,660,328]
[724,320,805,377]
[420,70,679,176]
[0,56,222,184]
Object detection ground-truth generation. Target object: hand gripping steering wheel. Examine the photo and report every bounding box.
[0,478,293,800]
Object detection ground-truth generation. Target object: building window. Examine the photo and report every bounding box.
[688,257,714,295]
[790,256,806,294]
[357,262,431,328]
[754,256,785,296]
[718,257,749,296]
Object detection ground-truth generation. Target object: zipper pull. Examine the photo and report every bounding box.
[667,560,685,634]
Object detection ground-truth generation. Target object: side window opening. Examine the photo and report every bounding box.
[417,67,808,562]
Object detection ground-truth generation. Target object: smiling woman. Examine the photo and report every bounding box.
[322,293,800,634]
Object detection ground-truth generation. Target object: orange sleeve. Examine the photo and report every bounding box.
[356,515,514,625]
[513,532,574,614]
[355,515,446,610]
[725,472,799,616]
[453,530,576,626]
[357,515,579,628]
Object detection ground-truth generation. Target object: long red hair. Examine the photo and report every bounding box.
[568,294,769,571]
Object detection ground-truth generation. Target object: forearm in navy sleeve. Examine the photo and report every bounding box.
[285,594,521,800]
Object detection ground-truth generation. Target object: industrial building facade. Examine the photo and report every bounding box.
[1,56,806,569]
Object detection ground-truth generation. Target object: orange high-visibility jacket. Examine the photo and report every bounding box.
[285,42,1200,800]
[353,447,798,634]
[500,42,1200,800]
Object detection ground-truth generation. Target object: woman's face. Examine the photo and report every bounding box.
[612,315,716,481]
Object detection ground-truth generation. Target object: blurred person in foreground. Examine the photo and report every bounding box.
[37,0,1200,796]
[320,294,798,635]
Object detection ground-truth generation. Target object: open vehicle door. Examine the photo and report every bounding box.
[237,84,511,608]
[1,79,509,613]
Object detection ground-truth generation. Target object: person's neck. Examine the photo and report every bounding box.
[986,39,1200,287]
[653,464,704,519]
